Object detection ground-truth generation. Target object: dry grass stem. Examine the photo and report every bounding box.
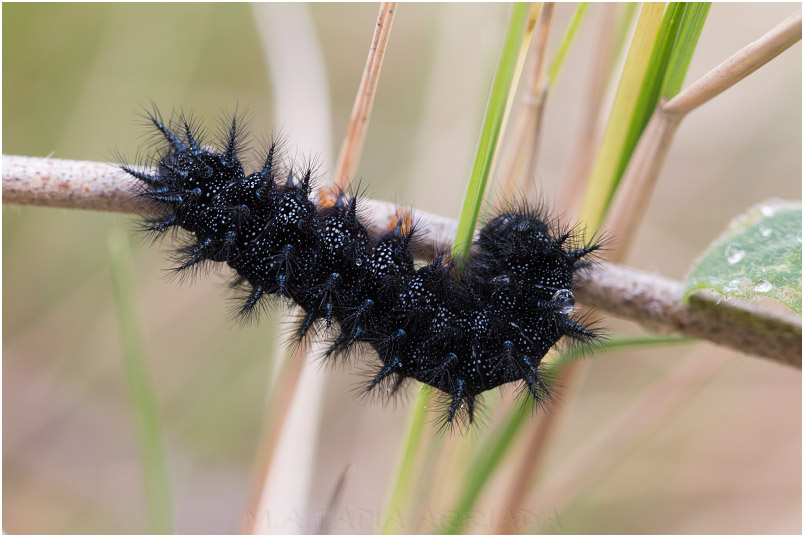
[246,6,397,529]
[491,365,576,534]
[241,346,306,534]
[331,2,397,192]
[548,13,804,530]
[559,4,618,215]
[495,9,620,523]
[4,154,800,368]
[603,109,680,261]
[498,2,554,200]
[527,349,734,527]
[605,9,803,257]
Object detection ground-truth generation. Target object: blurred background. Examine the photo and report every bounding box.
[3,3,801,534]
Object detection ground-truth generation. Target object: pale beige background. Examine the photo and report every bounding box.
[3,3,801,534]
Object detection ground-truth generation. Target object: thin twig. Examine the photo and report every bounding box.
[605,8,802,256]
[577,262,801,367]
[665,8,802,118]
[2,155,140,212]
[3,154,800,368]
[331,2,397,192]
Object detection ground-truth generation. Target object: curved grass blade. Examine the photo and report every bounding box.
[615,2,711,194]
[440,335,693,535]
[547,2,590,89]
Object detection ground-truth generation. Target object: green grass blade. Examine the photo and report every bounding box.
[439,335,693,534]
[580,2,666,229]
[381,6,533,531]
[616,2,710,189]
[661,2,711,98]
[441,401,526,535]
[611,4,640,75]
[379,387,430,534]
[108,229,174,534]
[582,3,710,226]
[547,2,590,89]
[452,2,531,260]
[615,2,684,189]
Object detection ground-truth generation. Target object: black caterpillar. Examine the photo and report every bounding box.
[123,109,604,430]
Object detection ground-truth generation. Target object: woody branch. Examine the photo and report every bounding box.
[3,154,800,368]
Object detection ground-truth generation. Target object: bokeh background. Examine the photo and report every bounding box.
[3,3,801,534]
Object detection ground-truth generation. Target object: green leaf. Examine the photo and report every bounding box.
[684,199,802,314]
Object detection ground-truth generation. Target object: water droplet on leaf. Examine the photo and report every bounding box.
[754,281,773,293]
[726,244,746,265]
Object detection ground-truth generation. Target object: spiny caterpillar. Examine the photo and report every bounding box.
[123,109,605,430]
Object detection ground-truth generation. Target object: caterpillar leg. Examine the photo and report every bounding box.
[345,325,364,349]
[338,298,374,349]
[144,188,190,205]
[139,213,177,237]
[315,272,342,329]
[560,316,604,344]
[424,352,457,386]
[323,325,367,364]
